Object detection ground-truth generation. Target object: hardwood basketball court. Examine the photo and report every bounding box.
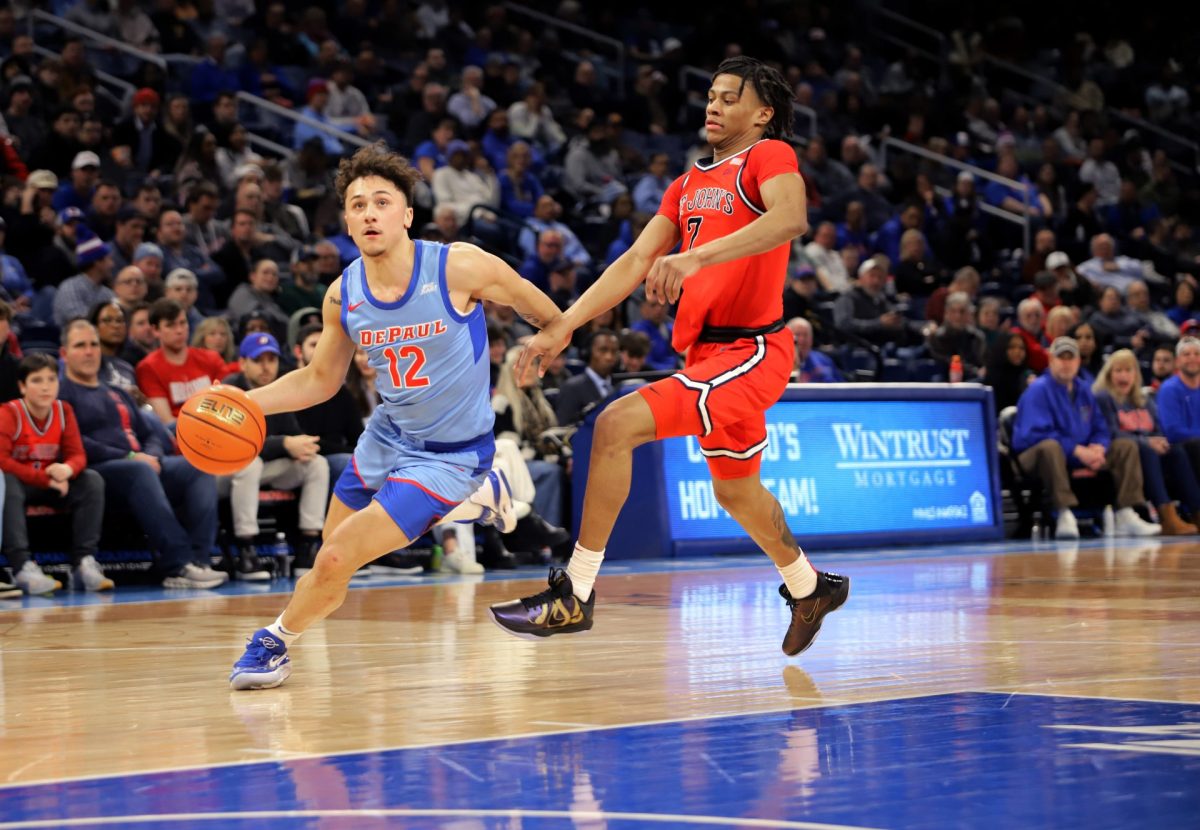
[1,538,1197,827]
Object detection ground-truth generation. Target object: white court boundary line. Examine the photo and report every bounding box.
[0,691,949,791]
[987,689,1200,706]
[0,808,882,830]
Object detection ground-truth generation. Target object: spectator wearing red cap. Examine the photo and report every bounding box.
[112,87,182,176]
[293,78,355,155]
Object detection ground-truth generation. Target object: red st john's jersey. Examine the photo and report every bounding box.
[657,138,799,352]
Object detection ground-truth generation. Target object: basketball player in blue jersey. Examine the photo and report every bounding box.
[229,144,564,690]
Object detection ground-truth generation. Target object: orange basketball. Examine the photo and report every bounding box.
[176,384,267,475]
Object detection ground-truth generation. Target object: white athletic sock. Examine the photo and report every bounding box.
[778,553,818,599]
[266,615,302,647]
[565,543,604,601]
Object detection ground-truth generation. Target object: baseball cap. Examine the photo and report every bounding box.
[76,235,111,267]
[132,87,160,107]
[1049,336,1080,358]
[28,169,59,190]
[116,204,146,223]
[858,257,881,276]
[239,332,281,359]
[956,170,975,183]
[72,150,101,170]
[57,206,84,225]
[165,267,197,286]
[1046,251,1071,270]
[446,139,471,157]
[306,78,328,101]
[133,242,163,262]
[296,244,319,262]
[8,74,33,91]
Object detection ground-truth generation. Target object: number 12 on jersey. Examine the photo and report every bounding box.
[382,345,430,388]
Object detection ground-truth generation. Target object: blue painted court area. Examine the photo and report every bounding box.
[2,693,1196,828]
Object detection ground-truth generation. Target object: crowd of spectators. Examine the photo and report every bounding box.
[0,1,1199,592]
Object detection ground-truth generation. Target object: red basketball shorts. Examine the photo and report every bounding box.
[638,329,793,479]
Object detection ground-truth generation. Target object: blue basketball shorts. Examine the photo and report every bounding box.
[333,412,494,541]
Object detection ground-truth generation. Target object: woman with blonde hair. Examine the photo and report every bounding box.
[191,316,238,365]
[1044,305,1076,342]
[493,345,565,530]
[1093,349,1200,535]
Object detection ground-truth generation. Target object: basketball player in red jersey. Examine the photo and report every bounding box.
[492,56,849,655]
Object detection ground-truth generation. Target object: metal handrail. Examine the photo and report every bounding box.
[246,132,294,160]
[880,136,1033,254]
[979,54,1072,99]
[32,43,134,97]
[872,7,948,48]
[503,2,625,93]
[28,10,167,70]
[1106,109,1200,173]
[980,53,1200,173]
[235,91,372,150]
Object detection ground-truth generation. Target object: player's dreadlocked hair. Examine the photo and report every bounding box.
[712,56,794,141]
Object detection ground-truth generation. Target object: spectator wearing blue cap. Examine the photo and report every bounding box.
[53,235,114,327]
[220,332,329,581]
[431,138,499,226]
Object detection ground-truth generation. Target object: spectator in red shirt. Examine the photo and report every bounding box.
[0,353,106,594]
[135,298,226,426]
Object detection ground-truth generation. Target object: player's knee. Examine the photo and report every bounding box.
[594,402,653,450]
[712,480,759,515]
[310,541,354,583]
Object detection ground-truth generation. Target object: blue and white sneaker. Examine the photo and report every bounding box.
[468,469,516,533]
[229,628,292,691]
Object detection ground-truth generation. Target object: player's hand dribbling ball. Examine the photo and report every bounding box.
[177,385,266,475]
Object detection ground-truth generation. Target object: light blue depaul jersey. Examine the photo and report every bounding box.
[338,240,493,448]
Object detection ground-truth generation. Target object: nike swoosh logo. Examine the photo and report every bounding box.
[800,598,825,625]
[268,654,287,668]
[348,300,366,312]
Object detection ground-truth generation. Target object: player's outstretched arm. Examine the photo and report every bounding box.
[646,172,807,304]
[245,278,356,415]
[566,213,680,327]
[447,243,569,382]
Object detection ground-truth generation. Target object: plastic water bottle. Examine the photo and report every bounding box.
[1030,520,1041,542]
[270,532,291,579]
[949,355,964,384]
[1102,506,1115,537]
